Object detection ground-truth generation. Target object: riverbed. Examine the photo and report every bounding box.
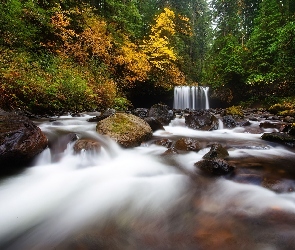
[1,114,295,250]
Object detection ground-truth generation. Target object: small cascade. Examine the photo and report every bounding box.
[173,86,210,110]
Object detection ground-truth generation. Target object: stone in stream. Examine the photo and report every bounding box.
[185,110,219,131]
[148,103,174,126]
[222,115,237,128]
[202,143,229,160]
[0,110,48,170]
[261,132,295,147]
[153,138,173,148]
[73,139,102,154]
[96,113,152,148]
[174,137,201,152]
[144,117,165,131]
[195,158,235,175]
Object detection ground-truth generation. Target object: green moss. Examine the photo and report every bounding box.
[109,114,135,134]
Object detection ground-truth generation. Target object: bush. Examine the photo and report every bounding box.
[112,97,132,111]
[225,105,244,118]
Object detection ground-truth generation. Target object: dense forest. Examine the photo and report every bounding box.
[0,0,294,114]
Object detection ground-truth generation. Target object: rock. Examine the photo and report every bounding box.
[87,109,115,122]
[185,110,219,131]
[49,133,78,161]
[153,138,173,148]
[174,137,201,152]
[222,115,236,128]
[73,139,101,154]
[195,158,235,175]
[162,147,178,155]
[148,104,174,125]
[202,143,229,159]
[240,120,251,127]
[261,132,295,147]
[259,121,283,129]
[133,108,149,119]
[144,117,165,131]
[0,111,48,168]
[96,113,153,148]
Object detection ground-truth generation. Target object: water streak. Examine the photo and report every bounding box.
[173,86,210,110]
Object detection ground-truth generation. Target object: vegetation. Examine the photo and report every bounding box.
[0,0,294,113]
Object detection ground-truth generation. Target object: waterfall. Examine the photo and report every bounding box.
[173,86,210,110]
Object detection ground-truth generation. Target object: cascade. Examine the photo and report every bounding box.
[173,86,210,110]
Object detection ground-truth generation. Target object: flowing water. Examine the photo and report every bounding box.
[1,114,295,249]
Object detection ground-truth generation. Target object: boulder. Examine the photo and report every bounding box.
[148,104,174,125]
[174,137,201,152]
[73,139,101,154]
[96,113,153,148]
[202,143,229,159]
[261,132,295,147]
[0,110,48,168]
[133,108,149,119]
[195,158,235,175]
[185,110,219,131]
[144,117,165,131]
[222,115,236,128]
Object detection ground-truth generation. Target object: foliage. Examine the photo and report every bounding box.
[225,105,244,118]
[269,101,295,116]
[112,97,133,111]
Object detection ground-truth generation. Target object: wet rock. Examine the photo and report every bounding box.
[153,138,173,148]
[195,158,235,175]
[263,178,295,193]
[202,143,229,159]
[174,138,201,152]
[261,132,295,147]
[144,117,165,131]
[133,108,149,119]
[148,104,174,125]
[259,121,281,129]
[248,116,259,121]
[73,139,101,154]
[222,115,236,128]
[49,133,78,161]
[162,147,178,155]
[185,110,219,131]
[87,109,115,122]
[0,111,48,168]
[240,120,251,127]
[96,113,152,148]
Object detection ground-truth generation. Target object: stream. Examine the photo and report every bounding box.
[1,114,295,250]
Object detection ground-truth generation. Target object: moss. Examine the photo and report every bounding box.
[109,115,135,134]
[225,105,244,118]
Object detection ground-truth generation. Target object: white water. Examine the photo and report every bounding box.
[1,115,295,249]
[173,86,210,110]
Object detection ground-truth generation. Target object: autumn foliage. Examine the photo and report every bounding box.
[0,1,190,113]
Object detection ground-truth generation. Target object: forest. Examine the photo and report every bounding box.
[0,0,294,114]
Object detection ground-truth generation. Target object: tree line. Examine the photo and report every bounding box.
[0,0,294,113]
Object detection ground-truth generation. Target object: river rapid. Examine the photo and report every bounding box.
[1,114,295,250]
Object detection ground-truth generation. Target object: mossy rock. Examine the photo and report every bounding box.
[96,113,152,148]
[261,132,295,147]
